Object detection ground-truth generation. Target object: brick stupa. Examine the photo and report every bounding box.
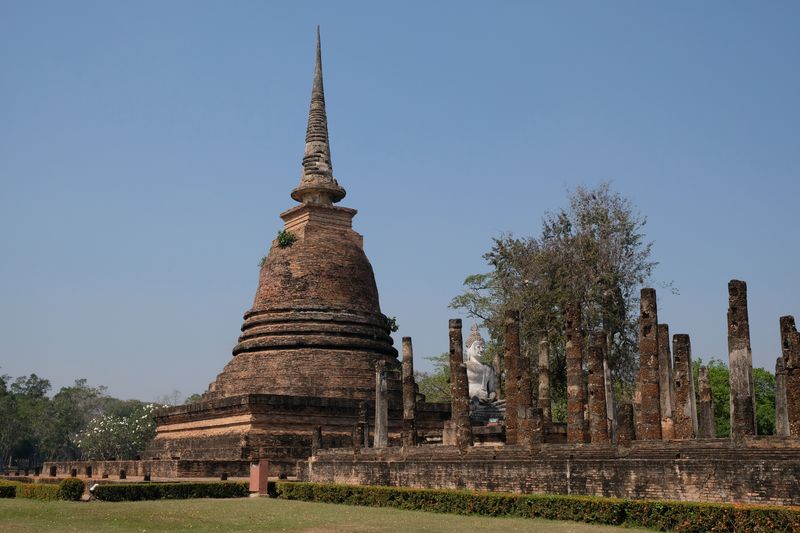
[142,29,406,476]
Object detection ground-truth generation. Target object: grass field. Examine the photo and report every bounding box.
[0,497,653,532]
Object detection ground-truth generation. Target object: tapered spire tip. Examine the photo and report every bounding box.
[291,26,345,205]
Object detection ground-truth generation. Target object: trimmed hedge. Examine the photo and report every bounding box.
[274,482,800,533]
[58,478,85,501]
[92,481,249,501]
[0,480,61,500]
[0,485,15,498]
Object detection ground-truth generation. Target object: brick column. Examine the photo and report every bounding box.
[504,310,539,447]
[566,303,589,444]
[698,366,716,438]
[728,280,756,438]
[537,334,551,427]
[448,319,473,449]
[402,337,417,447]
[780,316,800,436]
[374,360,388,448]
[636,288,662,440]
[587,331,610,444]
[775,355,789,437]
[658,324,676,439]
[672,334,697,439]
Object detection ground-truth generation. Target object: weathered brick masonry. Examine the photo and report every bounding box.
[300,438,800,506]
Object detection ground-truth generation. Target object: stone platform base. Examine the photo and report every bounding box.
[41,459,252,480]
[299,436,800,506]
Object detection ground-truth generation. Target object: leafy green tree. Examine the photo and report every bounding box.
[415,353,451,403]
[40,380,108,461]
[0,374,20,468]
[753,367,775,435]
[451,183,659,403]
[693,359,775,437]
[8,374,51,469]
[184,393,204,404]
[74,402,161,460]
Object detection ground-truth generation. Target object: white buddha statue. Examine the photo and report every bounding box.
[464,324,497,403]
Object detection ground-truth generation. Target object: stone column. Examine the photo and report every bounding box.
[775,355,789,437]
[374,360,388,448]
[616,403,635,446]
[537,334,552,427]
[504,311,539,447]
[565,303,589,444]
[727,280,756,438]
[448,319,473,449]
[780,316,800,436]
[658,324,676,439]
[401,337,417,447]
[492,350,503,401]
[602,339,617,444]
[636,288,662,440]
[587,331,610,444]
[698,366,716,438]
[672,334,696,439]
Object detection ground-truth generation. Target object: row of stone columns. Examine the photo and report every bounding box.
[384,278,799,454]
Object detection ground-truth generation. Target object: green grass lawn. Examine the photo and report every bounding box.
[0,497,653,532]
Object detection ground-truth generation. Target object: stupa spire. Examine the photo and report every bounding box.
[291,26,346,205]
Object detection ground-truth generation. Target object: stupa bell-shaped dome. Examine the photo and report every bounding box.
[205,28,399,402]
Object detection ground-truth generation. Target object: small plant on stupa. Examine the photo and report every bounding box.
[259,256,268,268]
[276,230,297,248]
[387,316,399,333]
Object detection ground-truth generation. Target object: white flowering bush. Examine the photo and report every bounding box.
[74,403,163,460]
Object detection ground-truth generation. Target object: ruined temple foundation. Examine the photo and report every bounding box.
[300,437,800,506]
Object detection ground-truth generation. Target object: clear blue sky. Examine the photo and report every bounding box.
[1,1,798,401]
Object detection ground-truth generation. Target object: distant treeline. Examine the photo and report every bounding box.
[0,373,194,470]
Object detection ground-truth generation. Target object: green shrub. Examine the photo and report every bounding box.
[276,230,297,248]
[4,481,60,500]
[274,482,800,533]
[92,481,249,502]
[0,485,15,498]
[58,478,85,501]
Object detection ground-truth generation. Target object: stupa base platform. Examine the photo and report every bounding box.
[43,394,452,479]
[41,459,253,480]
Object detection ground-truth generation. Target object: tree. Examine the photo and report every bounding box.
[74,402,161,460]
[753,367,775,435]
[184,393,204,404]
[693,359,775,437]
[0,374,19,468]
[451,183,658,402]
[40,380,108,461]
[415,353,451,403]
